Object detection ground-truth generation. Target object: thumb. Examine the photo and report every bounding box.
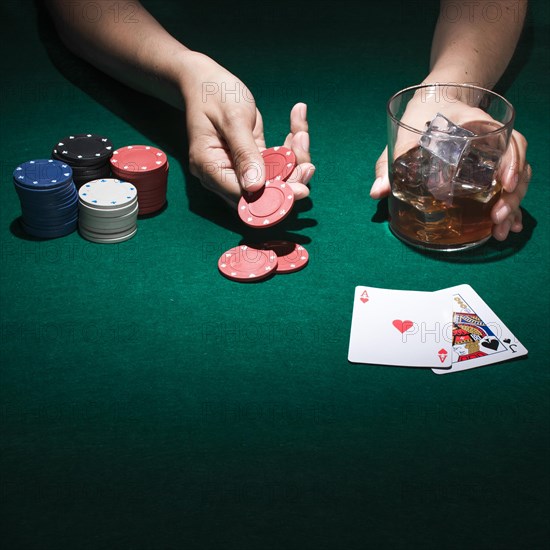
[371,147,391,199]
[222,120,265,193]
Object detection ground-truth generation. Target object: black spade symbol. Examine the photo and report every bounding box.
[482,339,499,351]
[504,338,511,344]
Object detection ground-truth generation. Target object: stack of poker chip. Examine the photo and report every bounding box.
[13,159,79,239]
[78,178,138,244]
[52,134,113,188]
[110,145,168,215]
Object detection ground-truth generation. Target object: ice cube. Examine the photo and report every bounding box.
[422,150,456,203]
[420,113,474,167]
[453,142,500,193]
[425,112,474,137]
[392,147,425,190]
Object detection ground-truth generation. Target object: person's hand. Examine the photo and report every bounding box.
[370,97,531,241]
[489,129,530,240]
[180,52,314,207]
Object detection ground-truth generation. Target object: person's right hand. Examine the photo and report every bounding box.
[180,52,314,208]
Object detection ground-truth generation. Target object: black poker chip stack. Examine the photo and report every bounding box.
[52,133,113,188]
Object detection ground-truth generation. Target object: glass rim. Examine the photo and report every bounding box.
[387,83,516,138]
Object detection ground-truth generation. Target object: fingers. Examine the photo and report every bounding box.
[492,162,531,224]
[222,111,265,193]
[284,160,315,202]
[370,147,391,199]
[511,211,523,233]
[287,182,310,201]
[286,161,315,201]
[286,162,315,185]
[492,208,523,240]
[492,217,513,241]
[290,102,308,135]
[253,109,267,150]
[491,161,531,240]
[499,130,528,193]
[285,104,312,198]
[284,103,310,164]
[289,131,310,165]
[191,101,312,208]
[492,195,520,226]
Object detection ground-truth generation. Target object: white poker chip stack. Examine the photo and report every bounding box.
[78,178,138,243]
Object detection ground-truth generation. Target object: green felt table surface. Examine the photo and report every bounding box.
[1,1,549,548]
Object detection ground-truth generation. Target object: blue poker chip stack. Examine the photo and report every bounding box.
[13,159,79,239]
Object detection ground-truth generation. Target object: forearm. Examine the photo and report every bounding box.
[45,0,196,109]
[426,0,528,87]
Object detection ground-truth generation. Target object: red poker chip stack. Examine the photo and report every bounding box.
[218,146,310,283]
[110,145,168,215]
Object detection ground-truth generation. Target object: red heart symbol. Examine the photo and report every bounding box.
[392,319,414,334]
[360,297,369,303]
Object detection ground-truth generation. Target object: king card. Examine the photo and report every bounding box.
[432,284,528,374]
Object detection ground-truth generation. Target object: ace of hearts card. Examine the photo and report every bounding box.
[347,286,453,368]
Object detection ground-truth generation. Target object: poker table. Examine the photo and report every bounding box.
[1,1,549,548]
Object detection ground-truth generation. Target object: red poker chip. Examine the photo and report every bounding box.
[138,191,165,203]
[238,179,294,228]
[138,195,165,204]
[111,152,168,216]
[112,167,168,183]
[113,175,167,187]
[137,187,166,196]
[137,196,166,208]
[261,146,296,181]
[218,245,278,282]
[111,171,168,186]
[137,196,166,207]
[135,186,167,198]
[260,241,309,274]
[110,145,168,174]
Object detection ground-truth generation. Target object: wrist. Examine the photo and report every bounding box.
[422,65,494,90]
[171,50,221,104]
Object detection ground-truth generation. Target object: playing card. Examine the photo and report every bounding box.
[348,286,453,368]
[432,284,528,375]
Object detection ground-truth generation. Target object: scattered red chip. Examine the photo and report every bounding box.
[238,179,294,228]
[261,146,296,181]
[261,241,309,274]
[218,245,278,282]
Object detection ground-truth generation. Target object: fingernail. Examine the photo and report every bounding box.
[495,204,511,223]
[300,103,307,120]
[371,177,384,195]
[303,166,316,185]
[242,166,260,188]
[300,133,310,153]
